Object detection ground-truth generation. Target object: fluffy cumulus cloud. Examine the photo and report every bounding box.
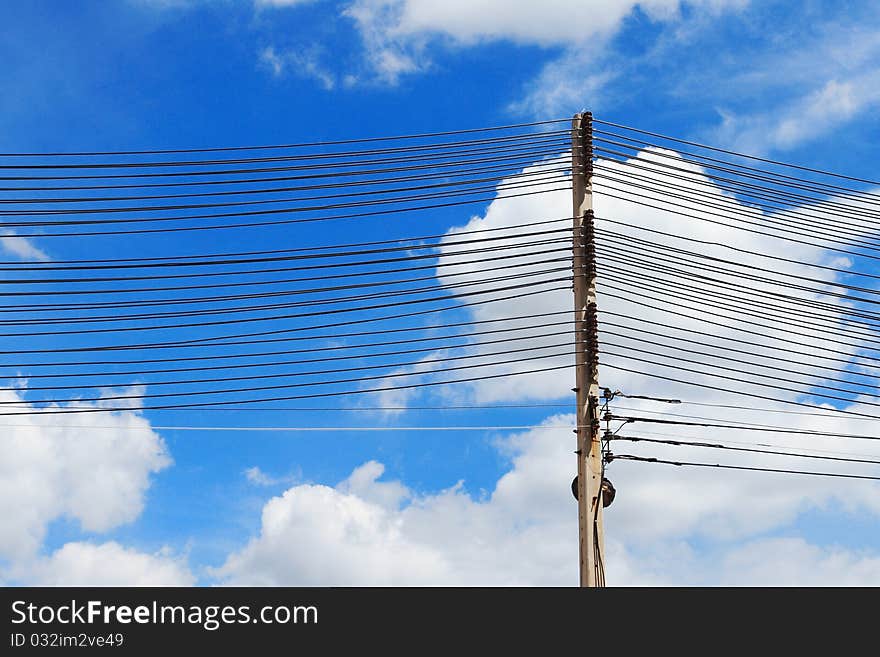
[0,386,171,562]
[19,541,193,586]
[216,148,880,585]
[216,414,880,585]
[215,418,576,585]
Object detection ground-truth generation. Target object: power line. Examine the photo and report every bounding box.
[603,362,880,421]
[0,138,569,189]
[0,118,570,157]
[0,147,566,194]
[0,130,572,171]
[0,171,569,225]
[598,292,880,372]
[0,347,574,407]
[3,185,572,238]
[610,435,880,466]
[0,155,570,205]
[0,216,573,268]
[0,423,574,432]
[0,285,565,355]
[0,229,570,287]
[598,274,880,355]
[2,334,575,391]
[593,164,880,247]
[596,216,880,283]
[593,147,880,227]
[598,249,880,332]
[607,453,880,482]
[592,119,880,189]
[0,362,573,416]
[0,320,572,375]
[593,183,880,265]
[607,415,880,443]
[0,275,572,338]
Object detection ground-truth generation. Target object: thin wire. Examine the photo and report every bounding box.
[0,285,565,355]
[0,246,571,313]
[593,164,880,246]
[0,171,569,224]
[608,415,880,443]
[602,338,880,404]
[676,399,880,420]
[0,348,575,406]
[0,229,570,286]
[0,216,573,268]
[3,185,573,238]
[596,225,880,299]
[593,148,880,227]
[0,118,570,157]
[592,183,880,266]
[0,275,572,338]
[607,424,880,459]
[611,435,880,466]
[0,320,573,375]
[596,216,880,284]
[608,453,880,482]
[593,175,880,255]
[602,321,880,381]
[598,291,880,371]
[0,155,571,205]
[0,130,572,170]
[0,146,565,194]
[593,137,880,218]
[592,119,880,188]
[601,345,880,413]
[0,424,574,432]
[0,362,573,416]
[599,273,880,355]
[2,335,576,392]
[603,362,880,421]
[0,138,569,186]
[598,249,880,332]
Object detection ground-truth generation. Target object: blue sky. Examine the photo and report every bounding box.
[3,0,880,586]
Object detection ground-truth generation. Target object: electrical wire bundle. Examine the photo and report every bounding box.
[589,118,880,484]
[5,113,880,486]
[0,120,578,420]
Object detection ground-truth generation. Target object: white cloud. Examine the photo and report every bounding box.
[701,17,880,152]
[259,46,285,77]
[337,460,409,508]
[214,408,880,585]
[244,465,299,487]
[0,386,171,561]
[259,45,337,89]
[343,0,744,86]
[611,537,880,586]
[256,0,319,7]
[0,231,49,262]
[214,416,576,585]
[21,541,193,586]
[714,72,880,154]
[347,0,731,48]
[432,148,868,406]
[245,466,279,486]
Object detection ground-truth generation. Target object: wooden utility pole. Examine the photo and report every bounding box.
[571,112,605,587]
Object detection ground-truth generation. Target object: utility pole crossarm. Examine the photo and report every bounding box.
[571,112,605,587]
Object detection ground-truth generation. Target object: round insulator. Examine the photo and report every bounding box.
[602,478,616,507]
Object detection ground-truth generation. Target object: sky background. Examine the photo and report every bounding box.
[3,0,880,586]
